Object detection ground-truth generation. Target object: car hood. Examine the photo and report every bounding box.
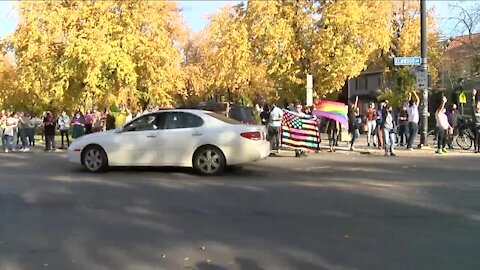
[84,129,116,139]
[69,130,116,148]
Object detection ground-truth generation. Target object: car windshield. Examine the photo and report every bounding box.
[206,112,242,124]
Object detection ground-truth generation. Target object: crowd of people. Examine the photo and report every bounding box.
[0,103,163,153]
[257,89,480,156]
[2,91,480,156]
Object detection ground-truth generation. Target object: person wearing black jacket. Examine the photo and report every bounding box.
[325,118,339,152]
[348,96,359,151]
[260,104,270,126]
[472,89,480,153]
[43,111,57,151]
[381,105,396,156]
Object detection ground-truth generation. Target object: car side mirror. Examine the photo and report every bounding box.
[115,126,124,133]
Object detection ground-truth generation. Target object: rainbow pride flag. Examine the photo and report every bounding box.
[312,101,348,126]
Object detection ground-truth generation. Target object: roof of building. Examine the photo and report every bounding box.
[444,33,480,58]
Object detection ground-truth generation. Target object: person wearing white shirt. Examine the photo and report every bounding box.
[406,91,420,150]
[381,105,396,156]
[269,103,283,152]
[435,96,451,154]
[3,113,18,153]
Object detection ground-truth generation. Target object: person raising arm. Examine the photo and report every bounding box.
[435,96,451,154]
[471,89,480,153]
[406,91,420,150]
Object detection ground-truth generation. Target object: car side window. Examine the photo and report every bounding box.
[164,112,204,130]
[123,114,161,132]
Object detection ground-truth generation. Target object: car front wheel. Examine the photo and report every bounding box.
[82,145,108,173]
[193,146,226,175]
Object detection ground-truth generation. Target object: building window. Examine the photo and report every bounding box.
[365,77,368,90]
[359,77,365,90]
[355,78,359,91]
[378,76,382,88]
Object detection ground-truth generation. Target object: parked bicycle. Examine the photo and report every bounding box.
[456,119,475,150]
[425,116,475,150]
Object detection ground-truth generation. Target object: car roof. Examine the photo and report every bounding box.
[144,109,212,115]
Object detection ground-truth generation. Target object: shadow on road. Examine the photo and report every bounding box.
[0,153,479,269]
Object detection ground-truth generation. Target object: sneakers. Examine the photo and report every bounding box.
[436,149,444,154]
[441,148,448,154]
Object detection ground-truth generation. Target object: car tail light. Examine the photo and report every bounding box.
[241,131,261,140]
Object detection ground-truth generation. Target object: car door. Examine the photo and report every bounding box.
[110,113,164,166]
[160,112,205,167]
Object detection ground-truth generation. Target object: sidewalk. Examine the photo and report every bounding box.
[1,139,68,154]
[276,134,477,157]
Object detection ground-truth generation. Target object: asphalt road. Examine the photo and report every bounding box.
[0,151,480,270]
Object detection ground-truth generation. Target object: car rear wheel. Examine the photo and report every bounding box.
[193,146,226,175]
[82,145,108,173]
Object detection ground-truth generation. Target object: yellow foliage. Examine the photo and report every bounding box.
[0,0,445,109]
[6,0,185,111]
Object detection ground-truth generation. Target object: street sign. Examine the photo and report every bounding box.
[459,92,467,104]
[415,70,428,89]
[394,57,421,66]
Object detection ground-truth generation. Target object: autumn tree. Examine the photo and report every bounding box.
[376,1,444,106]
[200,0,393,103]
[7,0,185,112]
[0,42,18,110]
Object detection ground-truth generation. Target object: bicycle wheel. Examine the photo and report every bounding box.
[456,130,473,150]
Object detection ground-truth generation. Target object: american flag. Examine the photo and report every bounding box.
[281,110,320,151]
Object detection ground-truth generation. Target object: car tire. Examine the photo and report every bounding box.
[193,146,226,176]
[82,145,108,173]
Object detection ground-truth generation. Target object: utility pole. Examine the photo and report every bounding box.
[419,0,429,147]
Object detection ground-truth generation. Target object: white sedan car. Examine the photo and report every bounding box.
[68,109,270,175]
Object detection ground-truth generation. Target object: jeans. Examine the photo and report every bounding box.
[19,127,28,149]
[328,129,338,148]
[72,125,85,139]
[3,134,13,151]
[398,123,409,145]
[366,120,377,145]
[85,123,93,134]
[12,129,18,150]
[383,128,396,154]
[350,128,360,148]
[60,130,70,148]
[269,126,280,150]
[474,127,480,152]
[27,127,35,146]
[376,126,383,148]
[45,134,56,150]
[407,122,419,149]
[437,128,447,150]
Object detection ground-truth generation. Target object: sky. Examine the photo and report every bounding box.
[0,1,475,38]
